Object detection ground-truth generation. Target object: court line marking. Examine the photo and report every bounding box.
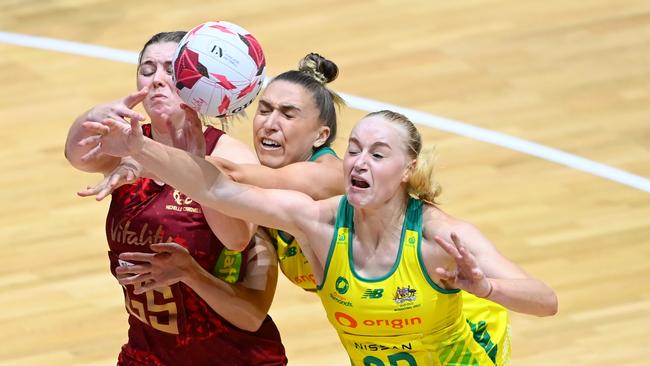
[1,30,648,193]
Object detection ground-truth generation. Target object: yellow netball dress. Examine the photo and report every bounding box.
[267,146,338,291]
[461,293,511,365]
[317,196,504,366]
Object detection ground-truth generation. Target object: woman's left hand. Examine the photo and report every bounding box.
[115,242,195,294]
[434,232,493,298]
[78,157,142,201]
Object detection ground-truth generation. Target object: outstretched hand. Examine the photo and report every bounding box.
[79,116,145,161]
[168,104,206,157]
[78,157,143,201]
[434,232,493,298]
[115,243,195,294]
[88,87,148,125]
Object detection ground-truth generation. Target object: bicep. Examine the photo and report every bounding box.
[210,134,259,164]
[202,134,258,248]
[207,181,321,241]
[242,158,344,200]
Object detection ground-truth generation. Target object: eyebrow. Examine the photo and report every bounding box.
[348,137,392,149]
[139,60,173,66]
[258,99,302,113]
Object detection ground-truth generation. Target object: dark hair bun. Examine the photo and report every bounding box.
[298,53,339,84]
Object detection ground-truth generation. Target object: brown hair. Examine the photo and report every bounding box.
[364,110,442,204]
[138,31,187,65]
[271,53,345,148]
[137,31,236,130]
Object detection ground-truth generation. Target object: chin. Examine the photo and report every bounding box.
[257,154,285,169]
[346,190,371,208]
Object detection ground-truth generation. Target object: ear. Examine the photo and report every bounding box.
[313,125,331,148]
[401,159,417,183]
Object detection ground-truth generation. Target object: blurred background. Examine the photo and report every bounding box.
[1,0,649,365]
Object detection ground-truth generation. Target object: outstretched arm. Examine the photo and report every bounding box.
[208,154,344,200]
[429,220,558,317]
[83,117,321,243]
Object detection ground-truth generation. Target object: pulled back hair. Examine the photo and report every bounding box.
[138,31,187,65]
[137,31,235,130]
[364,110,442,204]
[272,53,345,148]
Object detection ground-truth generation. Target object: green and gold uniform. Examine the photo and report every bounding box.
[317,196,510,365]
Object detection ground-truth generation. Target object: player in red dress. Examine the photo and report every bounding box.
[66,31,286,365]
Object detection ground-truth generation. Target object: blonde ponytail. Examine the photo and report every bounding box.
[407,148,441,204]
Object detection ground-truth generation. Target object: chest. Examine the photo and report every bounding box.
[106,179,223,268]
[350,238,402,279]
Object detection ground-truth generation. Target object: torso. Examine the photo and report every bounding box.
[106,125,286,366]
[316,196,498,366]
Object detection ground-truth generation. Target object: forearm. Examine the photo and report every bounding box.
[134,138,227,205]
[183,263,270,331]
[485,278,558,316]
[211,158,344,201]
[132,138,310,234]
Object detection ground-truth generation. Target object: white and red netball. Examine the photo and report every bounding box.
[172,21,266,117]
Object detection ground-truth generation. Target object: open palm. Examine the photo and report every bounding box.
[434,232,492,298]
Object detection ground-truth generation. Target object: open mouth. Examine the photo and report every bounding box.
[351,177,370,189]
[260,138,282,149]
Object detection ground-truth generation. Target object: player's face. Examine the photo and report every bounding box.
[343,116,412,208]
[137,42,184,122]
[253,80,328,168]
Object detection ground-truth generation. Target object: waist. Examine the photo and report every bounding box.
[337,317,474,366]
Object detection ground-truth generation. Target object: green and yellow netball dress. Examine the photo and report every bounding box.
[317,196,505,366]
[461,292,511,365]
[268,146,338,291]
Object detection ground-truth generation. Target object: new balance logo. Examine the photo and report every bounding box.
[362,289,384,299]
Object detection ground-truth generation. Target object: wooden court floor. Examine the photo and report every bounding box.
[1,1,649,365]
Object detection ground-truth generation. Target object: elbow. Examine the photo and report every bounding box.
[219,225,255,252]
[546,292,559,316]
[536,292,559,317]
[220,236,252,252]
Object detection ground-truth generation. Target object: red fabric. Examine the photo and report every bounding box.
[106,125,287,366]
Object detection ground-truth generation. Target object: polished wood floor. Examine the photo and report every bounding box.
[1,1,649,365]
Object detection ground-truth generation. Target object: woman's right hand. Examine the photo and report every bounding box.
[79,115,146,160]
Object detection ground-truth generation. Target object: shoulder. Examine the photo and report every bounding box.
[311,146,339,161]
[292,195,341,232]
[421,205,480,241]
[313,152,341,166]
[210,134,259,164]
[422,204,493,255]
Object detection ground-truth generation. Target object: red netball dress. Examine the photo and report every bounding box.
[106,125,287,366]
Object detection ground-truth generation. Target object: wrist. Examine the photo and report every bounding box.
[478,279,494,299]
[131,136,149,157]
[179,262,198,287]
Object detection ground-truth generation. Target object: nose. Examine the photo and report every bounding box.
[353,151,369,172]
[261,110,280,131]
[151,67,169,88]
